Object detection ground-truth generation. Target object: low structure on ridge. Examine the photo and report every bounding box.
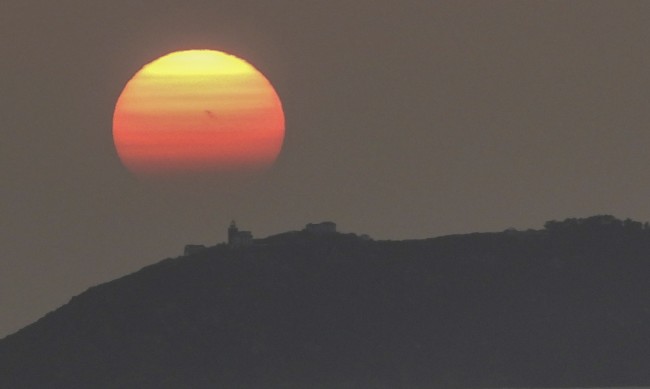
[304,221,337,235]
[184,244,206,256]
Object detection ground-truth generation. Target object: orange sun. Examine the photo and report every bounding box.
[113,49,285,178]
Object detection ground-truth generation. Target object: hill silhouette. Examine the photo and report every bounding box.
[2,215,650,388]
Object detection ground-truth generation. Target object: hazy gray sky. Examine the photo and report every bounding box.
[2,1,649,337]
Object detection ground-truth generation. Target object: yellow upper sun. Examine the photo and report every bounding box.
[141,50,256,77]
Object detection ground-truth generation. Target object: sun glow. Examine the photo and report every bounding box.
[113,49,285,178]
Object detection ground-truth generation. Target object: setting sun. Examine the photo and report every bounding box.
[113,49,285,178]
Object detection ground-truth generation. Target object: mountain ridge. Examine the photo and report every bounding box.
[2,215,650,388]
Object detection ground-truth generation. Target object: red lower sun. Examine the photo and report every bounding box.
[113,49,285,178]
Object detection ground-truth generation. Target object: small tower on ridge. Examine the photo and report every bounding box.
[228,220,239,243]
[228,221,253,247]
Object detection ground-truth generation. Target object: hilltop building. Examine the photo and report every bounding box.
[305,221,337,235]
[184,244,206,256]
[228,221,253,247]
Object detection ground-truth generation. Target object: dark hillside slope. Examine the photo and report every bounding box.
[2,216,650,388]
